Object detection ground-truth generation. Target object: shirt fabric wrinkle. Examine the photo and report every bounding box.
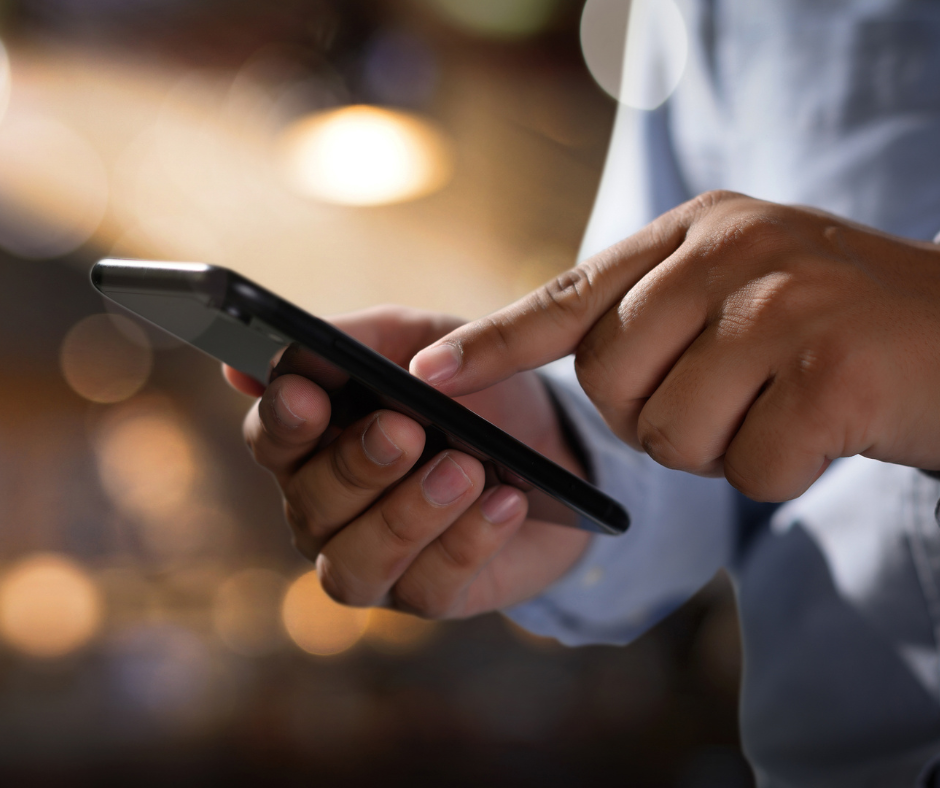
[506,1,940,784]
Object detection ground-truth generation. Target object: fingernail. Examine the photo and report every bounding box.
[422,454,472,506]
[362,414,403,465]
[480,486,524,524]
[412,343,461,386]
[273,388,305,428]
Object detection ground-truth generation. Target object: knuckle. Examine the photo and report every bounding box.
[288,477,321,523]
[715,263,838,343]
[285,478,336,542]
[793,336,861,401]
[576,374,641,448]
[638,417,705,473]
[376,505,425,550]
[695,189,741,211]
[790,342,874,436]
[686,208,796,275]
[795,344,839,392]
[532,265,598,326]
[479,315,513,356]
[674,189,745,225]
[707,214,787,262]
[717,271,798,336]
[723,456,775,502]
[606,414,643,450]
[435,534,479,572]
[329,441,374,495]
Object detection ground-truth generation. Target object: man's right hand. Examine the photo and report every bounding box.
[410,192,940,502]
[224,306,591,619]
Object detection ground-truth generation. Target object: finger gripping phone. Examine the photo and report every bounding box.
[91,259,630,535]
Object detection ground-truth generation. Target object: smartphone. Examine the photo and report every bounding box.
[90,258,629,535]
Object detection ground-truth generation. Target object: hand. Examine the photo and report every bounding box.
[410,191,940,502]
[224,306,590,618]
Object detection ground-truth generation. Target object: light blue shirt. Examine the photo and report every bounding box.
[508,2,940,785]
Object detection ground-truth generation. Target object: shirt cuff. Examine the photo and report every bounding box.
[503,357,737,647]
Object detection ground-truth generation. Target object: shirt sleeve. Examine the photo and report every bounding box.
[503,357,739,646]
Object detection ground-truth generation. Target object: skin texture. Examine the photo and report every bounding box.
[411,191,940,503]
[229,190,940,618]
[224,306,590,619]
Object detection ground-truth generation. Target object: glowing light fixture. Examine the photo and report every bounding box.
[281,570,369,656]
[60,314,153,404]
[278,105,453,207]
[0,553,103,658]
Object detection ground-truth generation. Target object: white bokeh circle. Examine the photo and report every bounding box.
[581,0,689,110]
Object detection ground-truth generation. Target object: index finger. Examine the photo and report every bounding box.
[409,205,693,397]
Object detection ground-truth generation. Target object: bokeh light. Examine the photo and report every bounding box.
[579,0,629,103]
[94,404,200,522]
[581,0,688,110]
[281,570,369,657]
[364,608,436,655]
[0,553,103,658]
[212,568,287,657]
[277,105,453,206]
[424,0,560,40]
[0,8,745,777]
[0,112,108,259]
[60,314,153,404]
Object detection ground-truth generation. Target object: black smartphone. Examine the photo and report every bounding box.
[90,258,629,535]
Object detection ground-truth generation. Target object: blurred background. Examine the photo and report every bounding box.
[0,1,752,785]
